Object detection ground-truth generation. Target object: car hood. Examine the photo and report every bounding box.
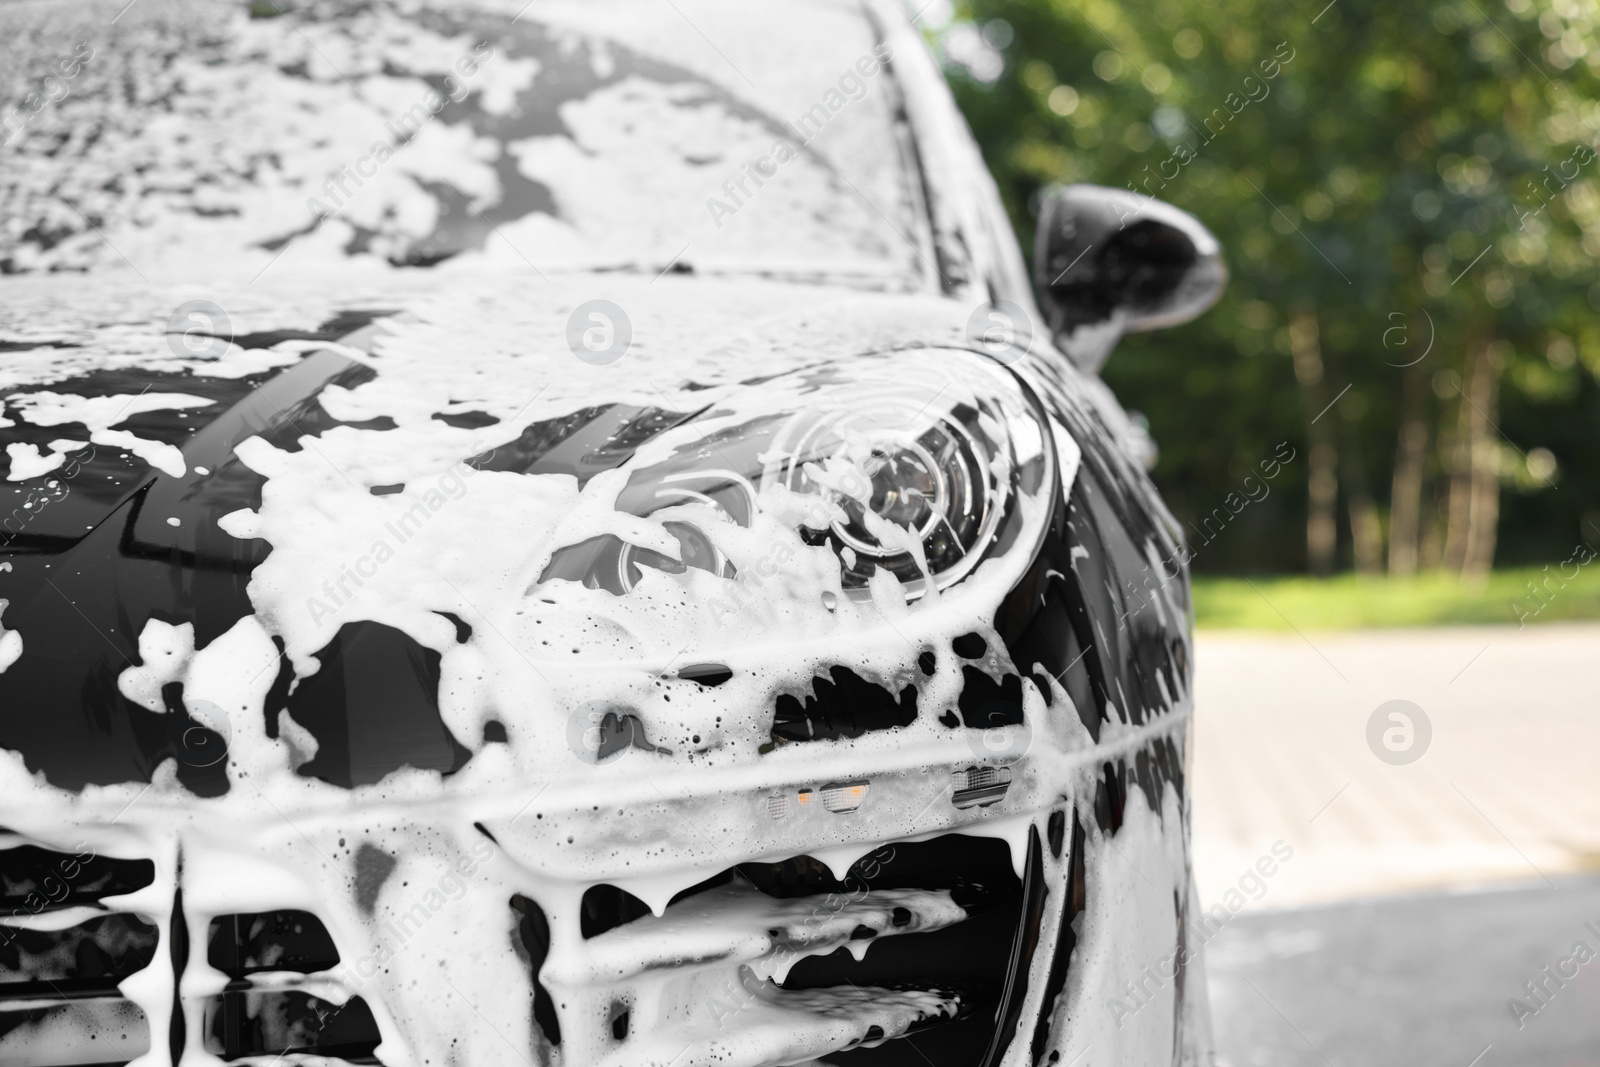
[0,268,1068,798]
[0,269,973,550]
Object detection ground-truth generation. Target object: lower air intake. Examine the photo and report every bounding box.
[203,910,384,1064]
[540,832,1044,1067]
[0,840,159,1067]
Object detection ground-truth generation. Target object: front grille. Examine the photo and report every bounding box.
[0,842,383,1067]
[0,999,150,1067]
[4,830,1049,1067]
[201,988,383,1064]
[0,840,159,1067]
[203,911,383,1064]
[538,832,1045,1067]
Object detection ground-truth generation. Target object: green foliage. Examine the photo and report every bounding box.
[1192,566,1600,628]
[941,0,1600,573]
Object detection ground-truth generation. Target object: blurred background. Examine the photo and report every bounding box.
[927,0,1600,1062]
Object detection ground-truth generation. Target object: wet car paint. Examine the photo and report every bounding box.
[0,1,1209,1064]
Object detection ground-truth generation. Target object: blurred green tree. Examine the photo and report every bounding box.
[939,0,1600,577]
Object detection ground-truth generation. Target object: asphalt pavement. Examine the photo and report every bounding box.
[1206,874,1600,1067]
[1190,623,1600,908]
[1190,624,1600,1064]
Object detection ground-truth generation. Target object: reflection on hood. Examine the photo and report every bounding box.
[0,0,915,282]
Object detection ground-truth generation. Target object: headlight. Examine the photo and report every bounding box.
[538,349,1053,603]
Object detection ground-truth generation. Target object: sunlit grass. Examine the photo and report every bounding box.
[1191,567,1600,630]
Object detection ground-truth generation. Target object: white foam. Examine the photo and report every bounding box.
[4,442,67,481]
[0,269,1198,1066]
[0,600,20,674]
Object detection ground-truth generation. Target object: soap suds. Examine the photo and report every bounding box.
[0,600,20,674]
[0,267,1198,1066]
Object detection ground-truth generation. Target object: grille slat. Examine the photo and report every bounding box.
[555,883,966,987]
[0,845,155,914]
[542,834,1035,1067]
[203,910,384,1065]
[201,988,384,1064]
[206,910,341,979]
[590,983,961,1067]
[0,996,150,1066]
[0,844,159,1065]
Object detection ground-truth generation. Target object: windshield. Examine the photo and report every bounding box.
[0,0,925,287]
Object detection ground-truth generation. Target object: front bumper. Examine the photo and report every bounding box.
[0,692,1205,1067]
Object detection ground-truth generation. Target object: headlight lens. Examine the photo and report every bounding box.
[761,374,1010,591]
[539,349,1052,601]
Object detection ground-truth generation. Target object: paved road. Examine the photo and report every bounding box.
[1189,624,1600,1064]
[1207,875,1600,1067]
[1190,623,1600,909]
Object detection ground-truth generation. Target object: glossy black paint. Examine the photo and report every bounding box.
[771,666,917,745]
[468,404,701,487]
[168,886,187,1066]
[281,621,471,788]
[511,893,563,1050]
[978,829,1047,1067]
[0,345,393,789]
[579,884,655,940]
[1033,184,1225,345]
[978,361,1192,1066]
[1029,811,1086,1064]
[997,358,1192,742]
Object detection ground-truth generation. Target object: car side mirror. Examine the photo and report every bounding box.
[1033,184,1226,374]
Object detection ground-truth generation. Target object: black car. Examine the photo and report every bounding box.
[0,1,1223,1064]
